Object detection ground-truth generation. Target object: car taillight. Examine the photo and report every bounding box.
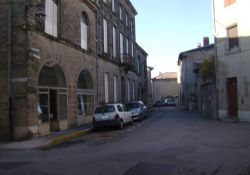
[114,114,120,119]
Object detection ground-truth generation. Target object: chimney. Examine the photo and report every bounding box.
[197,43,201,48]
[203,37,209,47]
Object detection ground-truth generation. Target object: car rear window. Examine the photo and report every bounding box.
[125,103,140,109]
[94,105,115,114]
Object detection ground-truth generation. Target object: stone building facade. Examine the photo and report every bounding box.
[0,0,147,141]
[147,66,154,108]
[95,0,148,105]
[178,41,214,111]
[152,72,179,101]
[0,0,97,141]
[213,0,250,121]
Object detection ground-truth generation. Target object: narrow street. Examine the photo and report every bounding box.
[1,107,250,175]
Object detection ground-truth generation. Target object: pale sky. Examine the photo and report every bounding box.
[130,0,214,77]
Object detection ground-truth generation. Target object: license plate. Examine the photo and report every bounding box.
[102,115,108,120]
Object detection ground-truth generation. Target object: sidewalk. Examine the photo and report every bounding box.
[0,123,93,150]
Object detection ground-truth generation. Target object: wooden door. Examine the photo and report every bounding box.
[227,78,238,118]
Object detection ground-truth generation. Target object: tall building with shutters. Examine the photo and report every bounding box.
[0,0,147,141]
[94,0,148,105]
[213,0,250,121]
[0,0,97,141]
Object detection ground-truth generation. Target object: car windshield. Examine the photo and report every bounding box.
[94,105,115,114]
[125,103,140,109]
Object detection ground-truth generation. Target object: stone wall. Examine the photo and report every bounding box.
[96,0,147,105]
[0,0,97,141]
[0,0,10,141]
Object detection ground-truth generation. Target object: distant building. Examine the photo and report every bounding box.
[213,0,250,121]
[193,59,217,119]
[152,72,178,101]
[178,39,214,110]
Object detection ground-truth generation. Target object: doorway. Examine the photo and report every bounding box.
[49,90,57,120]
[121,77,125,103]
[227,78,238,118]
[38,62,67,133]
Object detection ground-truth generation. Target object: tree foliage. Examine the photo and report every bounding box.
[200,56,215,80]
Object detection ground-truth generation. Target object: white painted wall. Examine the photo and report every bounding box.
[214,0,250,120]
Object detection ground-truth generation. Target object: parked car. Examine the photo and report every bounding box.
[153,99,165,107]
[93,103,133,129]
[164,98,176,106]
[125,101,147,121]
[153,100,162,107]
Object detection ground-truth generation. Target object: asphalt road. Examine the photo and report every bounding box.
[1,107,250,175]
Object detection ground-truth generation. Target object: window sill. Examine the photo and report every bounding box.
[225,47,241,56]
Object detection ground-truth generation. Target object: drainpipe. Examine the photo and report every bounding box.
[95,9,99,106]
[7,0,13,140]
[213,0,219,120]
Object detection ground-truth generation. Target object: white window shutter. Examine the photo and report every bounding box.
[52,1,58,37]
[128,80,130,101]
[112,27,116,57]
[45,0,52,35]
[120,33,123,62]
[104,73,109,103]
[45,0,57,37]
[132,81,135,100]
[103,19,108,53]
[131,43,134,57]
[126,38,129,54]
[81,16,88,50]
[114,75,117,102]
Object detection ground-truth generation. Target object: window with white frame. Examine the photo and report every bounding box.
[45,0,58,37]
[80,14,88,50]
[126,38,129,54]
[137,56,140,75]
[112,26,117,58]
[132,81,135,101]
[112,0,115,12]
[104,73,109,103]
[130,19,133,32]
[127,79,130,101]
[114,75,118,102]
[120,33,124,62]
[119,5,122,21]
[131,42,134,57]
[125,12,128,26]
[227,25,239,51]
[103,18,108,53]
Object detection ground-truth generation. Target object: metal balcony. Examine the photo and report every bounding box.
[120,54,135,72]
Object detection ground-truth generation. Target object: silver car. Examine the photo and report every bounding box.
[125,101,147,121]
[93,103,133,129]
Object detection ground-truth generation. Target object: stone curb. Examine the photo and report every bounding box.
[49,128,93,146]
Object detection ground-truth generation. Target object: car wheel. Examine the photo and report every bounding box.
[130,118,134,125]
[93,126,99,132]
[140,114,143,121]
[119,120,124,129]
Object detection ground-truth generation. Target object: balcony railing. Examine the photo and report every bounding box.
[120,54,135,72]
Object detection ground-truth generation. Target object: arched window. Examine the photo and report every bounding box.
[80,13,88,50]
[77,70,94,116]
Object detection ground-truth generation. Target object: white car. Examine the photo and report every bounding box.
[93,103,133,129]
